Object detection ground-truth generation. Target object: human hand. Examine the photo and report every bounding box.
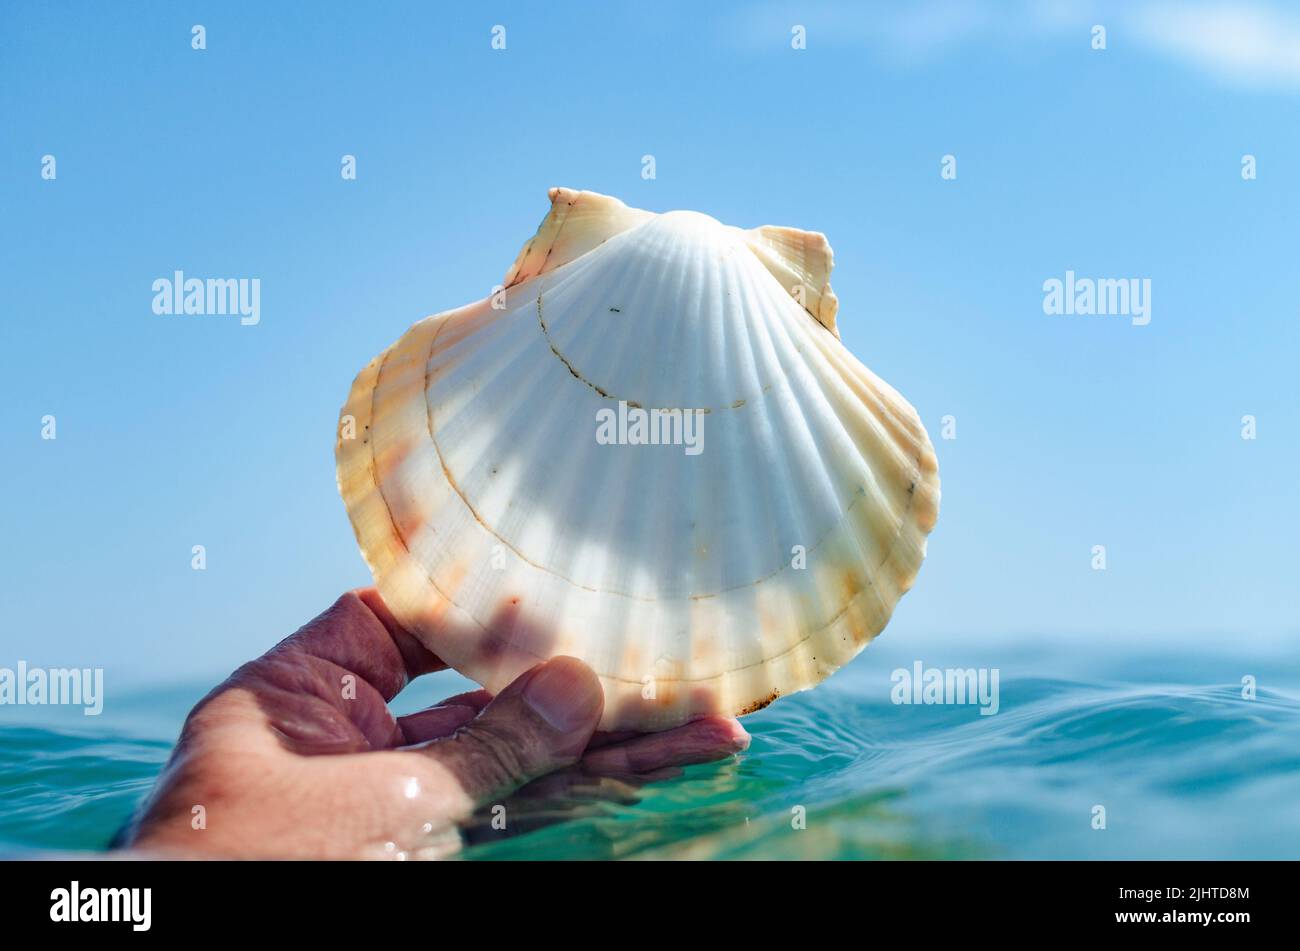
[121,589,749,859]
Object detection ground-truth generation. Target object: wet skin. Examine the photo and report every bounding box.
[122,588,750,859]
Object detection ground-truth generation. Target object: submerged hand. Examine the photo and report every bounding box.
[122,589,749,859]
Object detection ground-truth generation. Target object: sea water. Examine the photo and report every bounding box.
[2,641,1298,859]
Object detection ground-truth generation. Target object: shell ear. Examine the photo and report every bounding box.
[743,225,839,337]
[505,187,654,288]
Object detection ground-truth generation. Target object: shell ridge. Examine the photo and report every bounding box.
[741,224,839,336]
[352,317,497,641]
[505,187,652,288]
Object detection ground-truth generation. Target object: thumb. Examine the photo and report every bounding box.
[417,656,604,803]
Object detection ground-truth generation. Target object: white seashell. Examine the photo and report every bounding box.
[337,188,939,730]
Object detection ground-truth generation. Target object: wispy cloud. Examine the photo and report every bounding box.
[1127,2,1300,91]
[731,0,1300,93]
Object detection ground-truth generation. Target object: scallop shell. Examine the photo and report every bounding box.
[336,188,939,730]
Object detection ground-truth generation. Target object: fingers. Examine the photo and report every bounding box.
[438,688,494,711]
[271,589,446,702]
[580,715,750,776]
[397,690,492,744]
[354,587,444,683]
[412,657,603,802]
[585,730,639,750]
[398,705,478,744]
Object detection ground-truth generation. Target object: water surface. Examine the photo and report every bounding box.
[3,642,1297,859]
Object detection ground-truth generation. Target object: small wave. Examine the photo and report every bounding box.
[4,671,1299,858]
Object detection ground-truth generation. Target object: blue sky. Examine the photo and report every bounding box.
[1,0,1297,691]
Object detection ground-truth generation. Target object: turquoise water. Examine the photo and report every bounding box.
[3,643,1299,859]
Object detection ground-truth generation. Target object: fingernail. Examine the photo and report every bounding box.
[724,719,752,751]
[523,657,602,732]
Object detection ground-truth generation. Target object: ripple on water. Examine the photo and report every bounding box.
[3,668,1299,859]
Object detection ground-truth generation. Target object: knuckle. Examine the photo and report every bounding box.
[453,723,529,790]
